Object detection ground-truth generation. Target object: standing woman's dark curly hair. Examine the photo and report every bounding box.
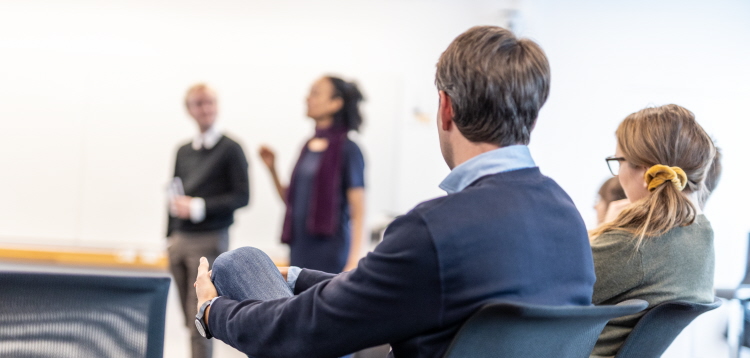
[327,76,364,132]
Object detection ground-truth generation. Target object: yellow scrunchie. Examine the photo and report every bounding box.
[644,165,687,192]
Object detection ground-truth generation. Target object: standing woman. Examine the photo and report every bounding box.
[590,104,716,357]
[260,76,365,273]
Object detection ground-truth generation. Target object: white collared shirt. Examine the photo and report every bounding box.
[182,125,223,223]
[192,125,223,151]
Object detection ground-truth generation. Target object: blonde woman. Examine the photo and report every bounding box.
[590,104,716,357]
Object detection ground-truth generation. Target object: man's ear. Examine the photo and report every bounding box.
[438,91,454,131]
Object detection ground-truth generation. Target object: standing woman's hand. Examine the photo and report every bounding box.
[343,187,365,272]
[259,145,276,171]
[259,145,287,201]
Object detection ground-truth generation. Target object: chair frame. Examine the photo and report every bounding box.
[613,297,722,358]
[443,299,648,358]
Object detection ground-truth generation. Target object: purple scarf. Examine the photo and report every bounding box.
[281,126,348,244]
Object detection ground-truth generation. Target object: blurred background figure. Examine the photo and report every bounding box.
[594,177,627,225]
[259,76,365,274]
[167,84,250,358]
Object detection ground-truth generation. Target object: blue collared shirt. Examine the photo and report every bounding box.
[439,145,537,194]
[286,266,302,292]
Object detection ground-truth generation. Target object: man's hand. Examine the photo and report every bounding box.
[195,257,218,316]
[172,196,193,219]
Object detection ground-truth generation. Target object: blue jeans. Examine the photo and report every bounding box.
[212,246,293,301]
[210,247,353,358]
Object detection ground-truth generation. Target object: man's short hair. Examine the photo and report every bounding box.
[435,26,550,146]
[184,83,215,107]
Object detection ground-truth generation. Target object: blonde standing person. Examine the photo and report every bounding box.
[167,84,249,358]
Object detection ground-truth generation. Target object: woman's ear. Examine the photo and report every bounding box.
[329,97,344,114]
[639,167,649,188]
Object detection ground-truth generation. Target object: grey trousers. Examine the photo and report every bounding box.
[168,229,229,358]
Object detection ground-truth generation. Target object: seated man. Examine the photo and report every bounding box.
[195,25,596,358]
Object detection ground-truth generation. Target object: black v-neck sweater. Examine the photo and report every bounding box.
[167,135,249,237]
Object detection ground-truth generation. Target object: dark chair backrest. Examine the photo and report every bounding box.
[443,299,648,358]
[614,298,722,358]
[0,272,170,358]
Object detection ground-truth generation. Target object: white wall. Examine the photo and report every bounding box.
[0,0,505,259]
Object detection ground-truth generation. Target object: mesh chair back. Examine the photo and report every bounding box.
[0,272,170,358]
[614,298,721,358]
[443,299,648,358]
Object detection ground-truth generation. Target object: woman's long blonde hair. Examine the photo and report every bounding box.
[590,104,715,246]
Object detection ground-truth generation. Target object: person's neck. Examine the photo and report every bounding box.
[687,192,704,215]
[451,141,503,168]
[315,117,334,130]
[199,124,213,134]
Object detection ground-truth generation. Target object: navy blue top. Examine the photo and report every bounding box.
[289,140,365,273]
[210,166,595,358]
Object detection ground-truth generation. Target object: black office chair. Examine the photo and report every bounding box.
[0,272,170,358]
[613,297,722,358]
[443,299,648,358]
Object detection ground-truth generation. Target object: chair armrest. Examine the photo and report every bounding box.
[716,288,737,300]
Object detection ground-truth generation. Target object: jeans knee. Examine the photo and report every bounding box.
[212,246,266,275]
[230,246,268,264]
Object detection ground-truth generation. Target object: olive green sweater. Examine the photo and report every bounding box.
[590,215,714,358]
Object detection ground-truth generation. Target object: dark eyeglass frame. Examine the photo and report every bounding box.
[605,156,626,176]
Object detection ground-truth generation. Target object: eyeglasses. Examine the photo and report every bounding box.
[605,156,625,176]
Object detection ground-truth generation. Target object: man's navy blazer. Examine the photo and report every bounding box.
[209,167,596,357]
